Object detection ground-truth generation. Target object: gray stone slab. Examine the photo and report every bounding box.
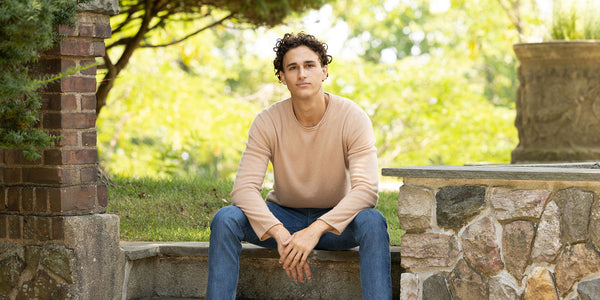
[382,163,600,181]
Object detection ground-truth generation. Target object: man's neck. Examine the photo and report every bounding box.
[291,92,329,127]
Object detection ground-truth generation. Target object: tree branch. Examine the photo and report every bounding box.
[140,13,233,48]
[496,0,523,42]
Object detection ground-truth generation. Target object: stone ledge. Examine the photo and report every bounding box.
[120,241,403,299]
[121,241,401,263]
[382,162,600,181]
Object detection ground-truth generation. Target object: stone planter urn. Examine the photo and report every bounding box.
[511,41,600,163]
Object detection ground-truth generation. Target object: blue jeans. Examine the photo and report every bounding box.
[206,202,392,300]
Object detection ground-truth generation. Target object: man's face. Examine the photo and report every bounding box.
[279,46,328,100]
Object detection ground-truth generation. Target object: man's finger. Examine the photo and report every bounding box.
[297,264,305,282]
[304,262,312,280]
[290,264,298,282]
[283,249,298,269]
[289,251,304,270]
[280,244,293,264]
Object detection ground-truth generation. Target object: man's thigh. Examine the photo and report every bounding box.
[315,208,387,251]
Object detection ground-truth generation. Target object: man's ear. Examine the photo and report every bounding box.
[279,70,286,85]
[322,65,328,81]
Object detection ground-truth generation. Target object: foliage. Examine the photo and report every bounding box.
[551,0,600,40]
[106,174,403,245]
[0,0,84,160]
[97,0,537,178]
[96,0,327,115]
[96,40,262,178]
[320,0,525,166]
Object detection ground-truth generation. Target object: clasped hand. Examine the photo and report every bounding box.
[269,220,331,283]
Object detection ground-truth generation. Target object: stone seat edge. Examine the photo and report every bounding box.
[120,241,400,263]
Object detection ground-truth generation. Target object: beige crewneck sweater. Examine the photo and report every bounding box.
[231,93,379,240]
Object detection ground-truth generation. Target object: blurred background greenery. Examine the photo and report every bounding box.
[96,0,555,180]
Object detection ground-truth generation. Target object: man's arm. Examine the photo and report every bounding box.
[232,113,282,240]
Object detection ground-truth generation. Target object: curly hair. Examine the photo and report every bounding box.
[273,32,333,82]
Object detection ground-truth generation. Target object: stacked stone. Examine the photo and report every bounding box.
[397,180,600,300]
[0,1,122,299]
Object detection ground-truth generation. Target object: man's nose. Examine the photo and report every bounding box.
[298,67,306,78]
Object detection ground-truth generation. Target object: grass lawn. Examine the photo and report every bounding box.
[107,175,403,245]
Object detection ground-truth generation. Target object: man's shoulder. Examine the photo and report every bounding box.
[328,93,369,119]
[251,98,292,131]
[257,98,291,118]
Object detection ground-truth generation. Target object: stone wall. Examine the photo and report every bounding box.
[0,1,121,299]
[384,164,600,300]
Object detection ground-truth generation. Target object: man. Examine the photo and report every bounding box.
[206,32,392,299]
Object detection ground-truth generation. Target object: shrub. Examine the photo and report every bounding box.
[0,0,85,160]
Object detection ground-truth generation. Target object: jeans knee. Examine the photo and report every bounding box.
[210,205,245,232]
[356,208,387,230]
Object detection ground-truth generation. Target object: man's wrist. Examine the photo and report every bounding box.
[265,224,287,241]
[309,219,333,236]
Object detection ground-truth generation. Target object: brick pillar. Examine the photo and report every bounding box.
[0,1,122,299]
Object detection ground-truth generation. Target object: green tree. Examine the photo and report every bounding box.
[0,0,85,160]
[97,0,549,178]
[96,0,327,115]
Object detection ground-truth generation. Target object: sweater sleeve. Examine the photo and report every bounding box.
[318,108,379,234]
[231,113,282,240]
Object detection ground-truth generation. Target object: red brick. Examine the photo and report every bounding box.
[82,131,97,147]
[60,39,93,56]
[35,188,48,213]
[43,94,78,111]
[44,150,62,165]
[53,131,79,147]
[23,216,35,240]
[43,113,96,129]
[22,187,34,212]
[42,80,61,93]
[49,185,97,213]
[57,24,77,36]
[48,188,61,213]
[40,94,56,111]
[81,94,97,110]
[92,41,105,57]
[3,167,22,184]
[0,215,6,239]
[36,217,51,241]
[0,186,5,210]
[98,184,107,208]
[3,150,41,165]
[43,113,62,129]
[23,167,78,185]
[8,216,22,239]
[52,217,64,240]
[6,187,20,212]
[95,22,112,39]
[61,76,96,93]
[81,167,98,183]
[44,149,98,165]
[44,44,61,56]
[79,23,94,37]
[36,58,77,75]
